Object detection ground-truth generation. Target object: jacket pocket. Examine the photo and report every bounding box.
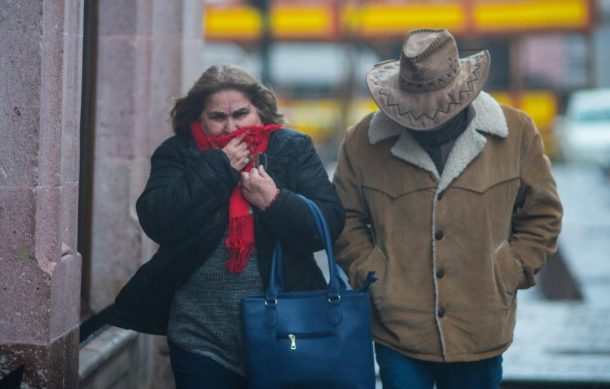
[360,180,435,236]
[451,166,519,195]
[361,177,435,200]
[492,240,524,307]
[356,247,387,304]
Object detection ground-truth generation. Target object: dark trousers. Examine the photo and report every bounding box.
[168,342,247,389]
[375,343,503,389]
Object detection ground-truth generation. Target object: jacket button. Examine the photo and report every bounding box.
[437,191,444,201]
[435,230,444,240]
[438,307,446,318]
[436,269,445,279]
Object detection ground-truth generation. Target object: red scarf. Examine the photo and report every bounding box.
[191,121,281,273]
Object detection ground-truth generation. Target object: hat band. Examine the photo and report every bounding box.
[398,59,459,93]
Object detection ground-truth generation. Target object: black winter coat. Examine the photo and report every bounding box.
[103,129,345,335]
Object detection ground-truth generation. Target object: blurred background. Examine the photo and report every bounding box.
[1,0,609,388]
[203,0,610,171]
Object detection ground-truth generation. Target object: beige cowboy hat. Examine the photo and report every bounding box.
[366,28,490,131]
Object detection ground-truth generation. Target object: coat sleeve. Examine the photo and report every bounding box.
[257,134,345,253]
[332,119,383,288]
[510,113,563,289]
[136,137,239,247]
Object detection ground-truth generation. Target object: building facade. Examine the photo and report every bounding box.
[0,1,203,387]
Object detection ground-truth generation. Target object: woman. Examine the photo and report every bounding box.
[104,65,345,388]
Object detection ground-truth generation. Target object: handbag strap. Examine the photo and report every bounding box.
[300,195,347,292]
[265,195,345,304]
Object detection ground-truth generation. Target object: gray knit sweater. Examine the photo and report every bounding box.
[167,237,264,375]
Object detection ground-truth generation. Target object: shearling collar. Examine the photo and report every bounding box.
[368,91,508,193]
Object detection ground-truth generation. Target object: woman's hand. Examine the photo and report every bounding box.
[240,166,279,211]
[222,136,251,171]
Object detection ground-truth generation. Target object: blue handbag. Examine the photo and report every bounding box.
[241,195,377,388]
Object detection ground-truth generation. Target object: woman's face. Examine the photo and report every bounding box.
[200,89,263,136]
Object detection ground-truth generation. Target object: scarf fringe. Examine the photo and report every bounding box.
[225,214,255,273]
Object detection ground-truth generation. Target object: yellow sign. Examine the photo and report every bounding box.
[475,0,590,32]
[204,0,592,42]
[273,4,333,39]
[205,3,334,41]
[205,5,261,41]
[342,3,465,37]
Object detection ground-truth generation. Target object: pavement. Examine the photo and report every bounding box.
[502,164,610,385]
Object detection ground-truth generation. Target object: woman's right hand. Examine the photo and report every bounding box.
[222,136,251,171]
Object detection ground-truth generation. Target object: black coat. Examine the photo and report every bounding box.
[103,129,345,335]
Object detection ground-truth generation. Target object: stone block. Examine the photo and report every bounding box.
[38,33,65,187]
[60,181,79,250]
[95,37,137,159]
[89,159,144,312]
[94,121,136,160]
[0,327,79,388]
[181,39,205,94]
[181,0,204,40]
[61,33,83,184]
[147,52,180,150]
[49,252,81,339]
[150,39,182,120]
[179,0,205,93]
[0,187,36,263]
[135,1,152,38]
[0,30,41,188]
[34,186,61,271]
[0,259,51,343]
[133,38,152,160]
[152,1,182,37]
[0,185,74,342]
[61,113,81,185]
[42,0,65,36]
[64,0,84,36]
[0,0,43,34]
[98,0,139,37]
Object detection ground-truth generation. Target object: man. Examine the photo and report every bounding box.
[333,28,562,388]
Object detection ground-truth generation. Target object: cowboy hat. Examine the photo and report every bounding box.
[366,28,490,131]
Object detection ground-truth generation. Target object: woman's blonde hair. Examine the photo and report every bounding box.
[170,65,284,134]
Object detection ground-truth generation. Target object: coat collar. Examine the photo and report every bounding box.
[368,91,508,193]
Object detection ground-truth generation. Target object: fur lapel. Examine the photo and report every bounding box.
[368,91,508,192]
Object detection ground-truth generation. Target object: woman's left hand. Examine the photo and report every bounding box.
[240,165,279,211]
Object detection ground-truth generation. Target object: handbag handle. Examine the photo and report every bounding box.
[265,195,345,305]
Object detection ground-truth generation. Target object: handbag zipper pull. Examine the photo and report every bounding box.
[288,334,296,350]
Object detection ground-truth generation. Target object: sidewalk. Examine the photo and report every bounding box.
[503,164,610,385]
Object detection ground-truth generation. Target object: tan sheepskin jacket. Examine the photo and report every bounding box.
[333,92,562,362]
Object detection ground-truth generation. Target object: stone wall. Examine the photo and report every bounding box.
[0,0,84,387]
[80,0,204,388]
[1,0,204,387]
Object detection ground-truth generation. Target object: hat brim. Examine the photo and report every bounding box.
[366,50,490,131]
